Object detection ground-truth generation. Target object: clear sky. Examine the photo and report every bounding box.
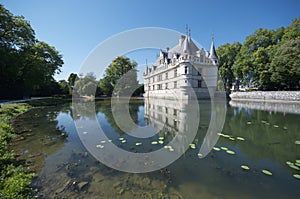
[1,0,299,81]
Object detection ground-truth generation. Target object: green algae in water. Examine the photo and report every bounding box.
[262,169,273,176]
[241,165,250,170]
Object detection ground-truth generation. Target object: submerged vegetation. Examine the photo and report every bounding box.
[0,103,33,198]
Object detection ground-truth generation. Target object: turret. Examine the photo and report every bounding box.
[209,34,218,65]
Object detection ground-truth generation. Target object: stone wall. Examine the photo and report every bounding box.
[230,91,300,102]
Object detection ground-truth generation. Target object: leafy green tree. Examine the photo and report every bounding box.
[216,42,241,91]
[234,28,278,87]
[101,56,138,97]
[99,77,113,96]
[0,4,63,98]
[67,73,78,88]
[282,17,300,41]
[58,80,69,95]
[270,37,300,90]
[74,73,97,96]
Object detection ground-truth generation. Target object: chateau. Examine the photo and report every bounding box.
[143,30,219,99]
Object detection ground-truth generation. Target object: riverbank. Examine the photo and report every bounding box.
[0,98,70,198]
[230,91,300,103]
[0,103,33,198]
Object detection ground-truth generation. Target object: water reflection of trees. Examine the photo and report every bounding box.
[222,107,300,164]
[97,100,140,134]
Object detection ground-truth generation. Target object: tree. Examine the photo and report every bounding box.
[67,73,78,88]
[270,37,300,90]
[216,42,241,91]
[74,73,97,96]
[0,4,63,99]
[282,17,300,41]
[101,56,138,97]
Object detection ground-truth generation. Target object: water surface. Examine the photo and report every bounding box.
[12,99,300,199]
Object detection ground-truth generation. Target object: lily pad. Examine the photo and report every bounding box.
[293,174,300,180]
[288,164,300,170]
[262,169,272,176]
[241,165,250,170]
[135,142,142,146]
[221,147,228,151]
[226,150,235,155]
[151,141,158,145]
[189,144,196,149]
[295,140,300,145]
[96,144,104,149]
[221,134,231,138]
[236,137,245,141]
[286,161,293,165]
[213,147,220,151]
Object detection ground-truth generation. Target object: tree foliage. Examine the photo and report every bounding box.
[0,4,63,99]
[99,56,139,97]
[217,17,300,91]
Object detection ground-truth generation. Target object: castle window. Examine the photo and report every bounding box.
[198,80,202,88]
[165,72,168,79]
[165,83,168,89]
[174,81,177,88]
[185,66,188,74]
[174,69,177,77]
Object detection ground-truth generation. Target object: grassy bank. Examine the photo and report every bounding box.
[0,103,33,198]
[0,97,70,198]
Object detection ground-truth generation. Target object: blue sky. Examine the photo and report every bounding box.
[1,0,299,82]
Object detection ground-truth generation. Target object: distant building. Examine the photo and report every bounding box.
[143,30,219,99]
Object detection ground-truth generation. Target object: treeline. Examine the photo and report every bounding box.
[0,4,64,99]
[0,5,143,99]
[217,17,300,91]
[64,56,144,98]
